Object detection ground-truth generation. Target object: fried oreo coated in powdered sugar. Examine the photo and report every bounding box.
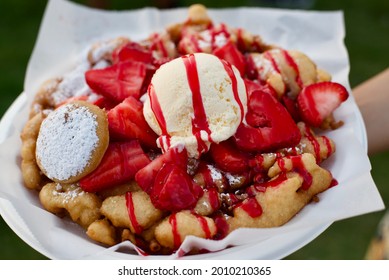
[35,101,109,183]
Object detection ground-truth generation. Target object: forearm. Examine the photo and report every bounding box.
[353,68,389,155]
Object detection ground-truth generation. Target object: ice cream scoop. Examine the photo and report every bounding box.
[143,53,247,158]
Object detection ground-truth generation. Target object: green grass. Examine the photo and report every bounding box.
[0,0,388,259]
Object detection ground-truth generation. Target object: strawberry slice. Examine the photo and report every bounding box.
[297,81,349,127]
[135,146,188,193]
[56,95,116,110]
[209,139,250,174]
[213,41,246,77]
[107,96,158,149]
[245,53,258,80]
[234,89,301,152]
[281,95,301,122]
[85,61,147,103]
[150,163,203,211]
[79,141,151,192]
[244,79,277,99]
[112,42,153,64]
[111,42,157,95]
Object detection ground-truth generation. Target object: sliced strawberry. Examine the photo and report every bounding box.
[281,95,301,122]
[56,95,116,110]
[213,41,246,77]
[135,146,188,193]
[152,57,172,69]
[107,96,158,149]
[244,79,277,99]
[234,89,301,152]
[112,42,153,64]
[112,41,159,95]
[245,53,258,80]
[79,141,151,192]
[91,95,117,110]
[56,95,89,107]
[85,61,147,103]
[150,163,203,211]
[297,81,349,127]
[209,139,250,174]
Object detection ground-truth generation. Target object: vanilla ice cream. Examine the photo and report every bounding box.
[143,53,247,158]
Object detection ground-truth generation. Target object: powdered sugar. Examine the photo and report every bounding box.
[225,172,241,186]
[52,183,86,204]
[51,51,110,106]
[207,164,223,181]
[36,104,99,181]
[51,62,91,105]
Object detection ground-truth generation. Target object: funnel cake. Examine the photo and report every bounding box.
[20,4,350,256]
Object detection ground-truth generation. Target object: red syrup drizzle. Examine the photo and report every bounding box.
[125,192,143,234]
[303,124,321,162]
[194,213,212,239]
[189,34,202,52]
[169,213,181,249]
[263,172,289,188]
[236,28,246,51]
[199,164,215,187]
[207,188,221,211]
[329,178,338,188]
[209,23,231,50]
[150,33,169,58]
[239,197,263,218]
[276,156,313,190]
[281,49,304,89]
[182,54,213,155]
[213,214,230,240]
[220,59,245,122]
[249,154,265,172]
[148,84,170,151]
[264,51,281,74]
[322,135,333,158]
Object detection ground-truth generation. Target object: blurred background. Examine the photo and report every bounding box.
[0,0,388,259]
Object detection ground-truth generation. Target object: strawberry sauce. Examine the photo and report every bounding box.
[125,192,143,234]
[239,197,263,218]
[277,156,313,190]
[195,214,212,239]
[220,59,245,122]
[282,49,303,89]
[207,188,221,211]
[189,34,202,52]
[264,51,281,74]
[214,214,230,240]
[148,84,171,151]
[322,135,333,158]
[236,28,246,51]
[303,125,321,162]
[148,84,168,135]
[169,213,181,249]
[209,23,230,50]
[265,172,289,188]
[150,33,169,57]
[182,54,213,155]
